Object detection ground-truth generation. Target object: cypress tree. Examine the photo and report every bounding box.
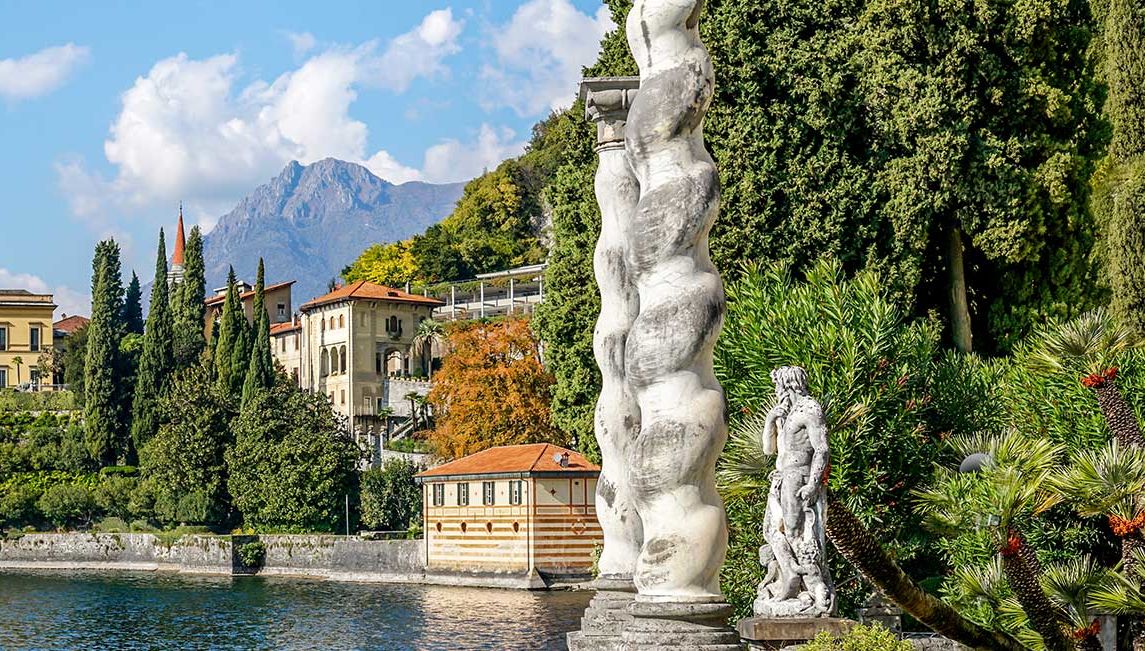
[131,229,175,451]
[1096,0,1145,336]
[84,240,127,465]
[173,226,207,368]
[241,259,274,406]
[214,267,249,397]
[122,272,144,335]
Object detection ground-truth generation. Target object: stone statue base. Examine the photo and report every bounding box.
[737,616,856,651]
[753,595,832,619]
[620,600,743,650]
[567,576,636,651]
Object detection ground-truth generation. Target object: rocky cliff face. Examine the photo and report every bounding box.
[203,158,463,306]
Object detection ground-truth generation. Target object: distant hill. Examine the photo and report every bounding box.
[202,158,464,307]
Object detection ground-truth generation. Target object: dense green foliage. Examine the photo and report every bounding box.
[122,272,144,336]
[1094,0,1145,336]
[83,240,127,465]
[172,226,207,368]
[801,624,913,651]
[240,259,274,407]
[139,364,235,525]
[360,459,422,532]
[715,260,973,617]
[227,380,361,532]
[214,266,249,398]
[130,229,175,451]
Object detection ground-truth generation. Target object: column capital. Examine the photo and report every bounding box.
[578,76,641,150]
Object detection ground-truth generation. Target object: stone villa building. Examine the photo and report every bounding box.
[0,290,56,390]
[415,443,602,585]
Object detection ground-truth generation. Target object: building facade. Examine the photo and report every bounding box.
[203,279,295,342]
[415,443,602,579]
[287,281,444,432]
[0,290,56,390]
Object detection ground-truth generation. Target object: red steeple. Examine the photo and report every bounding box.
[172,202,186,267]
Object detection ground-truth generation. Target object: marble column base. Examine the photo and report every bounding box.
[737,616,856,650]
[620,599,743,650]
[567,576,636,651]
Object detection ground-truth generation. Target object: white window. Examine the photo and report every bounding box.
[482,481,495,506]
[277,303,286,318]
[29,326,40,352]
[432,484,445,507]
[0,368,7,387]
[29,369,40,387]
[509,480,523,506]
[457,482,469,506]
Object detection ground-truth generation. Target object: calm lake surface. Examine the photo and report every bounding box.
[0,570,591,650]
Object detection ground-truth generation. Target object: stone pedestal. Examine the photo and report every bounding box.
[737,617,856,651]
[620,600,743,650]
[567,576,636,651]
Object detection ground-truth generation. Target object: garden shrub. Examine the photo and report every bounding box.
[801,624,913,651]
[37,484,97,529]
[361,459,421,531]
[93,516,129,533]
[237,541,266,568]
[0,484,41,528]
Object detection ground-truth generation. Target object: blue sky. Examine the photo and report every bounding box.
[0,0,612,315]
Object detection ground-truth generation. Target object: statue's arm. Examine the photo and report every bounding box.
[761,407,780,456]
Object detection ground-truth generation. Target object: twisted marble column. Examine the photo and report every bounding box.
[623,0,729,602]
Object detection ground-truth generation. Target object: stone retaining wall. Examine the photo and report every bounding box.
[0,533,230,573]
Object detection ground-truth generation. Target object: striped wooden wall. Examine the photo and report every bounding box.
[422,476,602,574]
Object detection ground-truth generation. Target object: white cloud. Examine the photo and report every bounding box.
[480,0,613,116]
[0,43,90,101]
[284,31,317,57]
[58,9,467,224]
[421,124,525,183]
[0,268,88,319]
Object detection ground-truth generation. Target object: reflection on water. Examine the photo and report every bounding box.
[0,570,591,650]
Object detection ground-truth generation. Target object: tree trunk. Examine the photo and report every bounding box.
[948,225,973,353]
[1091,380,1145,448]
[1000,532,1074,651]
[825,493,1026,651]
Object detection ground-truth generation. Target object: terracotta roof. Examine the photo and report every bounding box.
[300,280,445,311]
[172,208,186,267]
[53,315,90,334]
[204,280,295,307]
[270,320,301,336]
[416,443,599,480]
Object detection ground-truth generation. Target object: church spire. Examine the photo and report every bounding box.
[172,202,186,268]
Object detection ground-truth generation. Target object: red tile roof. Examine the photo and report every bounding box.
[270,320,301,336]
[204,280,295,307]
[300,280,445,311]
[172,209,186,266]
[53,314,90,334]
[416,443,599,480]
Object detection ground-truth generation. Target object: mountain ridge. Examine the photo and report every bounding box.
[201,158,464,307]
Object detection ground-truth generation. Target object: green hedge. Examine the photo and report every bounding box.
[0,390,77,412]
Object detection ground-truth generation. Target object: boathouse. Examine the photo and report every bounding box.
[414,443,602,585]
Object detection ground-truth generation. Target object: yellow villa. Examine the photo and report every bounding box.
[415,443,602,587]
[0,290,56,390]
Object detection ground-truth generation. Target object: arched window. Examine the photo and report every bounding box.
[320,319,325,332]
[339,314,345,328]
[330,316,336,330]
[340,346,347,374]
[320,349,329,376]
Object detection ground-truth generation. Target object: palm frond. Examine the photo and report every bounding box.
[1050,441,1145,519]
[1027,308,1143,377]
[1039,555,1109,629]
[718,408,774,497]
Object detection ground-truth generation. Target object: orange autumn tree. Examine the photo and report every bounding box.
[427,317,566,458]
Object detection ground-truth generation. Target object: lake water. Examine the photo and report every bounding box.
[0,571,591,650]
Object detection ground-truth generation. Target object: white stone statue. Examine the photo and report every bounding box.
[754,366,836,618]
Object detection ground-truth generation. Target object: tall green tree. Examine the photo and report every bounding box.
[83,240,127,465]
[1093,0,1145,337]
[122,272,144,336]
[140,363,235,525]
[172,226,206,368]
[214,267,249,398]
[241,259,274,406]
[130,229,176,453]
